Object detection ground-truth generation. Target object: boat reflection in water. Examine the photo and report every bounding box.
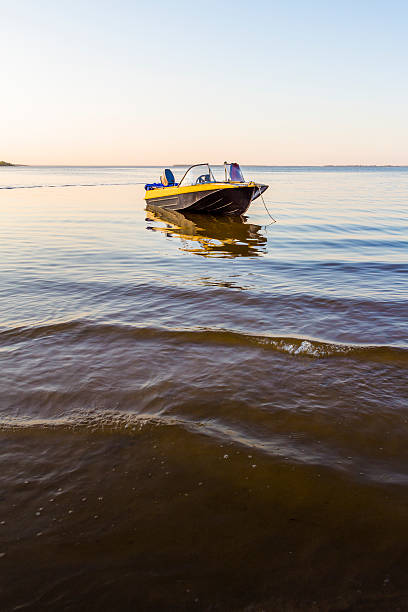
[146,203,267,258]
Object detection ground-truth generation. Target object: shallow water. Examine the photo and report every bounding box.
[0,166,407,610]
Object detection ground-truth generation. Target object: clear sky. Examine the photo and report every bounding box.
[1,0,407,165]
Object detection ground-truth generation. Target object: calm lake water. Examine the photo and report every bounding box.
[1,166,407,611]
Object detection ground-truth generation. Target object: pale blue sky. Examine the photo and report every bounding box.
[2,0,407,165]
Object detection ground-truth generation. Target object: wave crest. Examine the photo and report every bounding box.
[1,319,406,364]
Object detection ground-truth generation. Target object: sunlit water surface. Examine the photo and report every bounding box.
[1,166,407,611]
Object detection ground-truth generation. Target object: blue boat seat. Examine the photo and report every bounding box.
[161,168,176,187]
[144,168,178,191]
[144,182,164,190]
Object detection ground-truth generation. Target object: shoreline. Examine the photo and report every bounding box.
[2,163,408,169]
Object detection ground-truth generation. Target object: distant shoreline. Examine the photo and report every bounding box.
[1,162,407,168]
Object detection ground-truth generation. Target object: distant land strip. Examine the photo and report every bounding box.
[0,161,406,168]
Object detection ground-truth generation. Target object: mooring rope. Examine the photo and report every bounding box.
[259,187,276,226]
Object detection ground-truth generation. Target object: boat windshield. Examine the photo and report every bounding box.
[178,164,216,187]
[225,162,245,182]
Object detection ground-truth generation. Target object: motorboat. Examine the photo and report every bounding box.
[144,162,268,216]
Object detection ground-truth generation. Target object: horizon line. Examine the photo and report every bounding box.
[4,163,408,168]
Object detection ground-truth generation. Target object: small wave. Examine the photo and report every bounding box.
[0,409,166,432]
[1,319,406,364]
[0,407,361,475]
[0,409,328,468]
[2,408,408,487]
